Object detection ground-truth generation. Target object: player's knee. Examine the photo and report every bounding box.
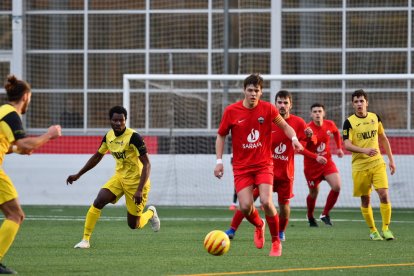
[238,201,252,213]
[259,196,268,205]
[278,200,290,207]
[129,217,144,229]
[260,200,272,210]
[309,190,318,198]
[93,200,106,209]
[361,195,370,207]
[239,205,250,215]
[378,193,389,203]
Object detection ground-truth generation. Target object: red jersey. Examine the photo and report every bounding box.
[218,100,279,172]
[272,114,308,182]
[304,120,342,167]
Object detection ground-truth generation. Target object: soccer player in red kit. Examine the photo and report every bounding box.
[270,91,315,240]
[224,90,314,242]
[214,74,303,257]
[304,103,343,227]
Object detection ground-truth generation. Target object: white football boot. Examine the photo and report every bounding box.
[148,206,160,232]
[74,239,90,249]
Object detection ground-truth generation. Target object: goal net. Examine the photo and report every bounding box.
[124,73,414,208]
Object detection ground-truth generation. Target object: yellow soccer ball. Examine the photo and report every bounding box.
[203,230,230,256]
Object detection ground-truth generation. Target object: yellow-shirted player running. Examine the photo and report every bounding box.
[0,75,61,274]
[67,106,160,249]
[342,89,396,241]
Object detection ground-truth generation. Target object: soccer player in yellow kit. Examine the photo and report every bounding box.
[342,89,396,241]
[0,75,61,274]
[67,106,160,249]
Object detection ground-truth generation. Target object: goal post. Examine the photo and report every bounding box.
[123,73,414,208]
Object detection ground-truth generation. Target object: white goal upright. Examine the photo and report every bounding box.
[123,73,414,208]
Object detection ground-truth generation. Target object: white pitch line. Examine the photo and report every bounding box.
[18,216,414,223]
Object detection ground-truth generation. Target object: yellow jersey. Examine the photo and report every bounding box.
[0,104,26,165]
[98,127,148,180]
[342,112,385,171]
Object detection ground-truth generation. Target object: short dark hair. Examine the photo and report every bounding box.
[352,89,368,101]
[310,102,325,110]
[4,75,31,102]
[275,90,292,103]
[243,73,263,90]
[109,106,127,120]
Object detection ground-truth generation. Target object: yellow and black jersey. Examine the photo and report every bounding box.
[98,127,148,180]
[0,104,26,165]
[343,112,385,171]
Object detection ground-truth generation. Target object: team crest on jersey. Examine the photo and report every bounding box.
[258,117,264,124]
[343,130,347,136]
[326,130,332,136]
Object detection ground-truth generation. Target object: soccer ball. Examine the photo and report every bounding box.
[203,230,230,256]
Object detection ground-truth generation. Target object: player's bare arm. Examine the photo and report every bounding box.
[316,155,327,164]
[66,152,104,184]
[214,134,225,179]
[333,127,344,157]
[378,132,396,175]
[273,114,303,152]
[304,126,313,138]
[134,154,151,204]
[343,139,378,156]
[14,125,62,154]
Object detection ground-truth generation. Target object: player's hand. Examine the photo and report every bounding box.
[66,174,80,185]
[48,125,62,139]
[133,190,143,205]
[364,148,378,157]
[292,139,304,152]
[337,149,344,158]
[316,156,327,165]
[214,164,224,179]
[304,127,313,138]
[389,161,396,175]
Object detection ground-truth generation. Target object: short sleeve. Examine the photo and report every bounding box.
[97,134,109,154]
[342,119,352,140]
[130,132,148,156]
[1,111,26,142]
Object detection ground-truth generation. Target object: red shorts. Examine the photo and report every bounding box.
[273,179,294,204]
[233,166,273,193]
[304,159,338,189]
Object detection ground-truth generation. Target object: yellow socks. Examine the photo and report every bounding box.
[361,206,377,232]
[82,205,101,241]
[380,202,392,231]
[0,219,20,260]
[137,209,154,229]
